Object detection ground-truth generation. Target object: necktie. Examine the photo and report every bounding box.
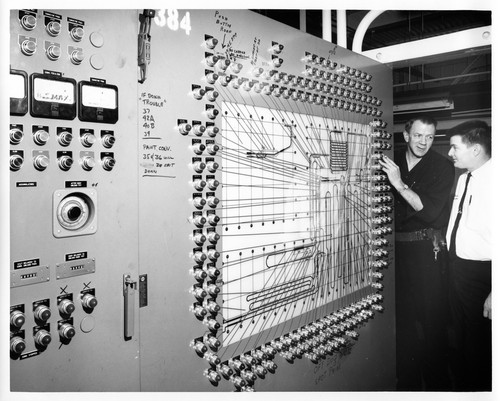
[449,172,472,258]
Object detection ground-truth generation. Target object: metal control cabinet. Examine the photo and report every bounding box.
[10,9,395,392]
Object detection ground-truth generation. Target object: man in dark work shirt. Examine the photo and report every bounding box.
[379,116,455,391]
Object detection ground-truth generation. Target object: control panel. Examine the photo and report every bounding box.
[9,9,140,391]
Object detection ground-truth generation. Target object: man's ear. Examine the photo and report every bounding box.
[403,130,410,143]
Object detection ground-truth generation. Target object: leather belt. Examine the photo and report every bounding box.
[395,228,433,242]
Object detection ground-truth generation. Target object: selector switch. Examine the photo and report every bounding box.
[81,293,98,309]
[58,130,73,146]
[206,179,220,190]
[58,299,75,316]
[10,154,24,172]
[46,20,62,36]
[192,179,207,191]
[10,310,26,329]
[34,329,52,347]
[101,133,116,148]
[58,155,74,171]
[10,128,24,145]
[81,132,96,147]
[206,143,219,155]
[206,126,219,138]
[101,155,116,171]
[70,49,85,65]
[192,215,207,228]
[207,214,220,226]
[10,336,26,355]
[20,14,37,30]
[46,44,61,61]
[33,129,50,145]
[70,26,85,42]
[179,123,192,135]
[206,161,219,173]
[59,323,76,340]
[33,154,50,171]
[34,304,51,323]
[81,156,96,171]
[206,196,220,208]
[191,143,206,155]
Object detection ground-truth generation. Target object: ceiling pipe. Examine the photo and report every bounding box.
[337,10,347,47]
[352,10,385,53]
[300,10,307,32]
[322,10,332,42]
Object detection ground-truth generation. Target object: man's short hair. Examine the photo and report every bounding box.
[404,115,438,134]
[447,120,491,157]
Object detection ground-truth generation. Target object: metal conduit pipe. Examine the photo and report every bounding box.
[322,10,332,42]
[337,10,347,47]
[352,10,385,53]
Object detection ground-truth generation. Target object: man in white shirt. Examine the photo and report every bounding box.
[446,119,491,391]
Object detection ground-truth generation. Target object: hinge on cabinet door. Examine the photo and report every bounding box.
[138,9,156,83]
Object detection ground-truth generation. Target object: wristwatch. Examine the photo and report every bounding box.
[398,184,409,192]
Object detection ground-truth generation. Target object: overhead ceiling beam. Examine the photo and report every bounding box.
[361,26,492,64]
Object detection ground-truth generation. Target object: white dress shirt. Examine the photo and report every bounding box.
[446,159,492,261]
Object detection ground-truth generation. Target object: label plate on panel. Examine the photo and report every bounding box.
[56,258,95,279]
[11,265,49,288]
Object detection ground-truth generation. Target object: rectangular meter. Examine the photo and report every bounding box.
[30,72,77,120]
[78,80,119,124]
[10,69,28,116]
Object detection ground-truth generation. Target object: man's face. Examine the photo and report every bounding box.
[403,120,435,158]
[448,135,475,170]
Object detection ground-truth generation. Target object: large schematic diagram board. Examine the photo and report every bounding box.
[220,106,381,349]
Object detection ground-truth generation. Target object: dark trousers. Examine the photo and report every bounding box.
[448,256,492,391]
[395,239,451,391]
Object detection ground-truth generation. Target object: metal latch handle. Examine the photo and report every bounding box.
[123,274,137,340]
